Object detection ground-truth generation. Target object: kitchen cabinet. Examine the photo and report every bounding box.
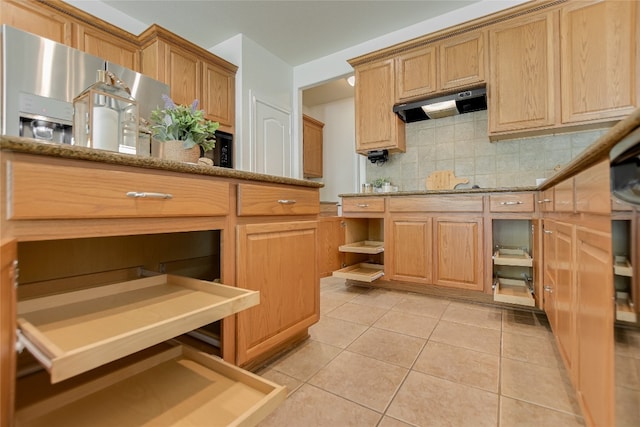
[351,58,406,155]
[139,25,237,133]
[235,183,320,367]
[303,114,324,178]
[560,0,638,124]
[317,216,344,278]
[488,11,559,134]
[554,221,576,378]
[0,150,301,425]
[0,0,71,44]
[434,217,484,291]
[72,23,139,71]
[387,216,432,284]
[612,219,635,323]
[439,31,486,92]
[542,220,557,331]
[395,45,437,101]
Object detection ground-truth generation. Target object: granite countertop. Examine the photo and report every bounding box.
[0,136,324,189]
[341,105,640,198]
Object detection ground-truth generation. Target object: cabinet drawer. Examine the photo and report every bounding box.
[389,195,483,212]
[15,342,286,427]
[333,262,384,282]
[17,274,258,383]
[237,183,319,216]
[489,193,534,212]
[342,197,386,214]
[7,157,229,219]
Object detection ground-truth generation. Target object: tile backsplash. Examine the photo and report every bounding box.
[365,110,610,191]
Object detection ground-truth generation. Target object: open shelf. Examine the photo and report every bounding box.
[333,263,384,282]
[616,297,637,323]
[17,274,259,383]
[493,248,533,267]
[338,240,384,254]
[493,277,535,307]
[614,258,633,277]
[15,342,286,427]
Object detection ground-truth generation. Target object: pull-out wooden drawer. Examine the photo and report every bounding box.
[489,193,534,212]
[389,195,483,212]
[17,274,258,383]
[7,156,229,219]
[15,342,286,427]
[342,197,385,214]
[237,183,319,216]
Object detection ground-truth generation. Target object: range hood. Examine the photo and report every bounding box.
[393,86,487,123]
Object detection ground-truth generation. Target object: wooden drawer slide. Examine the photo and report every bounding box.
[493,278,535,307]
[333,263,384,282]
[339,240,384,254]
[17,274,259,383]
[15,343,286,427]
[493,248,533,267]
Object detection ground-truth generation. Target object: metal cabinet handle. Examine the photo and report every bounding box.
[277,199,297,205]
[544,285,553,293]
[500,201,524,205]
[543,230,553,234]
[126,191,173,199]
[537,199,552,204]
[356,203,369,208]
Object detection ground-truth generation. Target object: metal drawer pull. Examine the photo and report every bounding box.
[544,285,553,293]
[356,203,369,208]
[537,199,552,204]
[543,230,553,234]
[277,199,297,205]
[500,201,523,205]
[126,191,173,199]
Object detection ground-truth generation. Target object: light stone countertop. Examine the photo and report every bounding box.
[0,136,324,189]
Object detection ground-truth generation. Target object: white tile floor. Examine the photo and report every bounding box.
[255,277,586,427]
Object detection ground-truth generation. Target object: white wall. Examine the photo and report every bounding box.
[305,97,359,202]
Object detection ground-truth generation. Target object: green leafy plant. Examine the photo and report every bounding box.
[372,177,391,188]
[150,95,219,152]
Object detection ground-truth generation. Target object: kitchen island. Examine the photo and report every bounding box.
[0,137,322,426]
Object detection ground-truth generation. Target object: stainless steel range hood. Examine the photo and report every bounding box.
[393,86,487,123]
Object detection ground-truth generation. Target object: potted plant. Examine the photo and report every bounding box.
[149,94,219,163]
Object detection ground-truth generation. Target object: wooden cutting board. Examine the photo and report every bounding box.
[425,170,469,190]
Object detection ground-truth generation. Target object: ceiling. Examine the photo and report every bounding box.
[73,0,483,106]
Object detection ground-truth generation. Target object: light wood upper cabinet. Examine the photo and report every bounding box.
[0,0,71,44]
[396,45,437,101]
[302,114,324,178]
[139,26,237,133]
[439,31,486,91]
[72,23,139,71]
[353,58,405,154]
[488,11,559,134]
[560,0,638,124]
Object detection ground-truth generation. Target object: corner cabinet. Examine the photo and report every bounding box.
[560,0,638,124]
[352,58,406,155]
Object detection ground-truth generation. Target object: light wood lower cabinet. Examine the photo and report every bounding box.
[434,217,484,291]
[318,217,345,278]
[542,220,557,331]
[387,216,432,284]
[554,221,576,377]
[236,221,319,367]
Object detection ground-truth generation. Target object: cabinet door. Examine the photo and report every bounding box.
[73,23,139,70]
[388,216,432,284]
[561,0,638,124]
[395,46,437,101]
[166,43,200,107]
[354,59,406,154]
[318,217,344,278]
[434,217,483,291]
[236,221,319,366]
[575,226,614,427]
[488,11,558,133]
[0,240,16,426]
[439,31,486,91]
[0,0,71,44]
[555,222,576,376]
[542,220,557,330]
[202,62,235,131]
[302,115,324,178]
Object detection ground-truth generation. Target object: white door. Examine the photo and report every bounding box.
[251,93,292,177]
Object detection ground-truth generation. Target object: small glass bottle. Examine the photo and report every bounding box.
[73,70,139,153]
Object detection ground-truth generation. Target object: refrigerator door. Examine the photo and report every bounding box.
[106,62,170,123]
